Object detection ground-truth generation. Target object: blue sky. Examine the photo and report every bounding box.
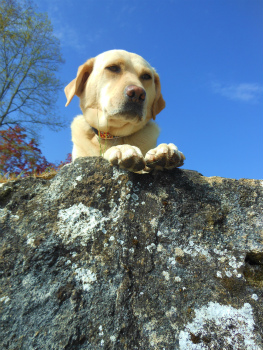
[35,0,263,180]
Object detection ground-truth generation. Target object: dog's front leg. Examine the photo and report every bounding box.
[145,143,185,171]
[104,145,146,172]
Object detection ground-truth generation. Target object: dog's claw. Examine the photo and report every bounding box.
[104,145,146,172]
[145,143,185,170]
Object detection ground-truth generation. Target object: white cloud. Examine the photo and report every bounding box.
[53,24,86,52]
[35,0,98,52]
[212,82,263,103]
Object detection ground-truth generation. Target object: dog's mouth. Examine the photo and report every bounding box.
[110,101,144,120]
[87,102,145,137]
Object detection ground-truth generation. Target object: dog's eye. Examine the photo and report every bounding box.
[106,65,121,73]
[141,73,152,80]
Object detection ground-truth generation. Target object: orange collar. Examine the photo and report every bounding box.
[92,127,120,140]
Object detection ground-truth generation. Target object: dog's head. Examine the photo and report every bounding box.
[65,50,165,136]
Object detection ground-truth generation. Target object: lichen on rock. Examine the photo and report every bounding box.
[1,157,263,349]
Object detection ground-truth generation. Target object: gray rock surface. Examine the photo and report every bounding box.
[0,157,263,349]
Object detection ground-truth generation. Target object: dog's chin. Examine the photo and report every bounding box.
[109,110,145,126]
[110,102,144,120]
[111,112,142,122]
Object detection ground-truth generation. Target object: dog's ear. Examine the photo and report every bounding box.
[64,58,95,107]
[152,72,166,120]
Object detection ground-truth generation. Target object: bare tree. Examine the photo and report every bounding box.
[0,0,65,136]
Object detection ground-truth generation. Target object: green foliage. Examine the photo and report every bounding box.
[0,0,65,137]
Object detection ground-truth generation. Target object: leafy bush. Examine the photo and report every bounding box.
[0,125,71,180]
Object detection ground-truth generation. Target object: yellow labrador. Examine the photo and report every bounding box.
[65,50,185,172]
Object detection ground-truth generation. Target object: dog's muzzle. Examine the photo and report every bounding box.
[121,85,146,118]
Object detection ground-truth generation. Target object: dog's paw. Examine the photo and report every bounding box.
[104,145,146,172]
[145,143,185,170]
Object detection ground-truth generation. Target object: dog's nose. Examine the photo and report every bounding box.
[125,85,146,103]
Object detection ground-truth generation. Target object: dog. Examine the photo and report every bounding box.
[65,50,185,173]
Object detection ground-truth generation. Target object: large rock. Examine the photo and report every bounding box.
[0,157,263,349]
